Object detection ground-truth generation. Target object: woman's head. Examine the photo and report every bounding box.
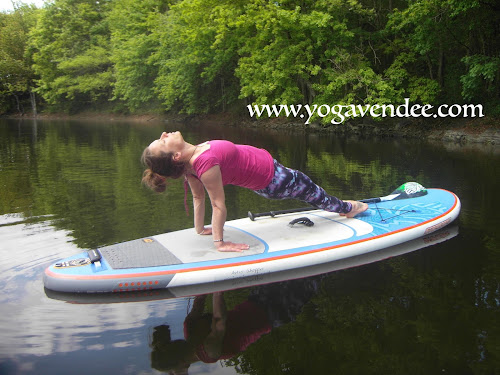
[150,325,193,373]
[141,132,187,193]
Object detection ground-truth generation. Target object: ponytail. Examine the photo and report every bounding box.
[141,146,186,193]
[142,168,168,193]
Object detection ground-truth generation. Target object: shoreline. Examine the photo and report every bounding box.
[3,111,499,149]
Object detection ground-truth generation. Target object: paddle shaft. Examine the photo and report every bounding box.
[248,197,377,221]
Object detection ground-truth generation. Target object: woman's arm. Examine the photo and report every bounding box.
[202,292,227,359]
[200,166,250,252]
[186,174,209,235]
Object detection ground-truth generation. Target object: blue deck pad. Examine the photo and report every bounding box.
[99,238,183,269]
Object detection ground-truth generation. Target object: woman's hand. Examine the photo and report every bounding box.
[214,241,250,252]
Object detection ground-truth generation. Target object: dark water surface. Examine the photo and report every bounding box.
[0,118,499,375]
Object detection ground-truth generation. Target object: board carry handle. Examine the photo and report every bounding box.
[87,249,102,263]
[248,182,427,221]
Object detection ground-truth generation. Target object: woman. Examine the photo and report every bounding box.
[141,131,368,252]
[150,292,272,372]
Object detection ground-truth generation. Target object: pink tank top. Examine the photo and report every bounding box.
[192,140,274,190]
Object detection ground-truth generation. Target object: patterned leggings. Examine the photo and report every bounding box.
[254,160,352,214]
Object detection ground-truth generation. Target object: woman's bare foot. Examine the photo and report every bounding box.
[340,200,369,218]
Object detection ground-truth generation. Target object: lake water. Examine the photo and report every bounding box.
[0,118,499,374]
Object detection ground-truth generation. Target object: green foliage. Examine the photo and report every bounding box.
[152,0,244,114]
[108,0,168,112]
[235,0,394,119]
[461,55,500,114]
[0,4,39,114]
[29,0,113,112]
[1,0,499,119]
[235,2,335,106]
[53,46,113,101]
[387,0,500,112]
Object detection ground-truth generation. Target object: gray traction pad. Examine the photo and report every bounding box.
[99,238,183,269]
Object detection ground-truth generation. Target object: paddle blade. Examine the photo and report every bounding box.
[391,182,427,200]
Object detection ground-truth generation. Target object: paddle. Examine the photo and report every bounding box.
[247,182,427,221]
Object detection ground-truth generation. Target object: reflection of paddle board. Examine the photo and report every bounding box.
[45,225,459,303]
[44,188,460,294]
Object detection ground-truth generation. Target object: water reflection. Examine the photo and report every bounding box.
[1,118,499,374]
[151,283,317,375]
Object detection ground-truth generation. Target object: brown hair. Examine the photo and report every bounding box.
[141,147,186,193]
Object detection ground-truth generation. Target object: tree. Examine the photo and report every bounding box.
[0,3,39,115]
[108,0,169,112]
[2,0,497,119]
[153,0,245,114]
[29,0,113,112]
[235,0,407,125]
[387,0,500,113]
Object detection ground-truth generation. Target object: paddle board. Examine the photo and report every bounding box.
[43,186,460,294]
[44,225,458,303]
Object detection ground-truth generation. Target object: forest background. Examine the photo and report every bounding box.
[1,0,499,126]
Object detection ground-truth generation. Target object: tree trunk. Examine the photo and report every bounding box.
[14,94,24,115]
[426,54,434,80]
[221,77,226,112]
[30,90,37,117]
[437,39,444,88]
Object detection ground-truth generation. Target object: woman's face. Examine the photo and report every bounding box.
[148,131,184,156]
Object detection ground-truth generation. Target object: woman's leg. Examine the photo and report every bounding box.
[255,160,353,214]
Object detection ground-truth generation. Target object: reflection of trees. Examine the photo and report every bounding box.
[146,242,500,375]
[2,119,499,373]
[150,280,320,373]
[1,119,434,246]
[226,244,500,374]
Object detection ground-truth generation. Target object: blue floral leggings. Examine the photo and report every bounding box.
[254,160,352,214]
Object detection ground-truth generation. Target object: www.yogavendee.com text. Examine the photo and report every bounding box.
[247,99,484,125]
